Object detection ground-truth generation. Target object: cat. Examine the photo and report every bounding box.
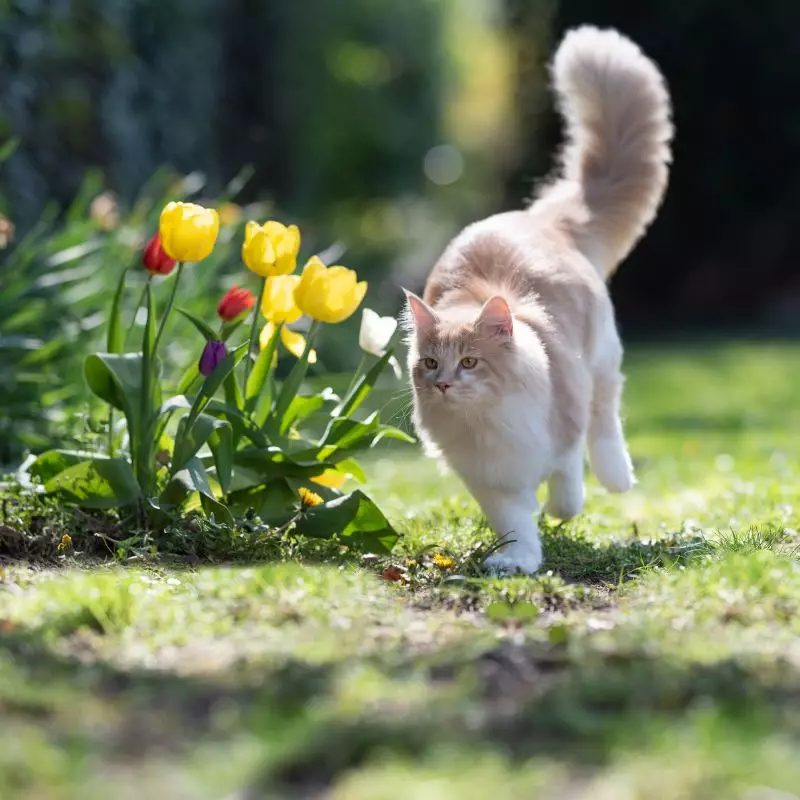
[403,26,673,574]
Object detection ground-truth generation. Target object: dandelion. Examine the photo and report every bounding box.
[57,533,73,552]
[298,487,324,507]
[432,553,456,570]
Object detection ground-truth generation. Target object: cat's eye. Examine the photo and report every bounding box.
[423,357,438,370]
[460,356,477,369]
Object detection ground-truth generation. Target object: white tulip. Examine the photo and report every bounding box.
[359,308,402,378]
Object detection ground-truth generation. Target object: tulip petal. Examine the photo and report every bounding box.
[281,327,317,364]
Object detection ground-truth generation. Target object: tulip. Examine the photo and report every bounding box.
[260,322,317,364]
[142,233,177,275]
[242,220,301,277]
[217,285,256,321]
[199,340,226,376]
[359,308,402,378]
[159,202,220,262]
[311,469,347,490]
[294,256,367,324]
[261,275,302,324]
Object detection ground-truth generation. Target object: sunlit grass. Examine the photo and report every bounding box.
[3,340,800,798]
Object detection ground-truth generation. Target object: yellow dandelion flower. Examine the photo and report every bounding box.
[432,553,455,570]
[57,533,73,552]
[298,487,324,508]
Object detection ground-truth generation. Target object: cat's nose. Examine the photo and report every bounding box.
[434,382,451,395]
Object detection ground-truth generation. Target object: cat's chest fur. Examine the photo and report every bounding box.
[416,391,552,494]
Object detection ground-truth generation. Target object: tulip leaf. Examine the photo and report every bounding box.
[172,413,232,477]
[292,490,400,554]
[226,478,297,524]
[25,449,98,484]
[273,321,319,431]
[107,267,128,354]
[84,353,144,437]
[331,349,393,421]
[231,447,333,489]
[161,456,216,507]
[44,457,141,509]
[176,363,202,396]
[177,307,217,342]
[284,394,326,431]
[204,400,269,448]
[245,323,280,414]
[207,419,233,494]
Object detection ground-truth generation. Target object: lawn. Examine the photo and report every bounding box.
[2,341,800,799]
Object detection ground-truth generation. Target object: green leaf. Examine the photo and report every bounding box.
[208,420,233,494]
[245,323,279,413]
[176,363,201,396]
[204,400,269,448]
[24,449,98,484]
[284,394,325,430]
[84,354,144,444]
[107,268,128,354]
[273,321,319,428]
[161,455,216,506]
[177,307,217,342]
[232,447,333,489]
[334,457,367,484]
[332,349,393,421]
[227,478,297,524]
[200,494,234,526]
[173,414,232,476]
[293,490,400,554]
[45,458,141,509]
[0,137,20,163]
[485,602,540,624]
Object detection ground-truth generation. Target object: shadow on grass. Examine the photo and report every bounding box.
[3,613,800,797]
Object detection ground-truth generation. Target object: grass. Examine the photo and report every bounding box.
[3,340,800,798]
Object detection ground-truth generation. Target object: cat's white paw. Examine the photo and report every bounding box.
[589,436,636,493]
[485,543,542,576]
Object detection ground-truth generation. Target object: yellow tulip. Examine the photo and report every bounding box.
[242,220,301,277]
[260,322,317,364]
[159,202,220,262]
[294,256,367,324]
[311,469,347,490]
[261,275,301,324]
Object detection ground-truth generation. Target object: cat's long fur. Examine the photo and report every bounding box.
[403,26,672,573]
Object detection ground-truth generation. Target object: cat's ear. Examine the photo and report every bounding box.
[402,289,439,337]
[476,295,513,338]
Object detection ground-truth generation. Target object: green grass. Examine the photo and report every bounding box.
[3,341,800,798]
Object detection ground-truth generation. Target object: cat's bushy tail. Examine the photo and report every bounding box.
[536,26,673,279]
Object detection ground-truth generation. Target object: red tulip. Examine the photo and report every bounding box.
[217,285,256,321]
[142,233,177,275]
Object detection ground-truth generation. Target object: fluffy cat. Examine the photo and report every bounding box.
[403,26,673,574]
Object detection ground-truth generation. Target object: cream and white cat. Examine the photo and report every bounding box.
[403,26,673,574]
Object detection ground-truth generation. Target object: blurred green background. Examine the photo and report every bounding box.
[3,0,800,462]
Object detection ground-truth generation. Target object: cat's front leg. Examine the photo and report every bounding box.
[471,486,543,575]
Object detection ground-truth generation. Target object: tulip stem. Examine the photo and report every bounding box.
[153,262,184,357]
[244,277,268,394]
[123,283,148,348]
[342,354,368,400]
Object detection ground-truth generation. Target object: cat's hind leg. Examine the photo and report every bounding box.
[545,440,585,520]
[588,369,635,493]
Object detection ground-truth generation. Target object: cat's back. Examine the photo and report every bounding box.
[424,210,607,343]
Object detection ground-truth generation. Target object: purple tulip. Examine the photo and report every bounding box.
[199,340,226,377]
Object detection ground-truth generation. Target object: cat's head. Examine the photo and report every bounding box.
[403,291,516,406]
